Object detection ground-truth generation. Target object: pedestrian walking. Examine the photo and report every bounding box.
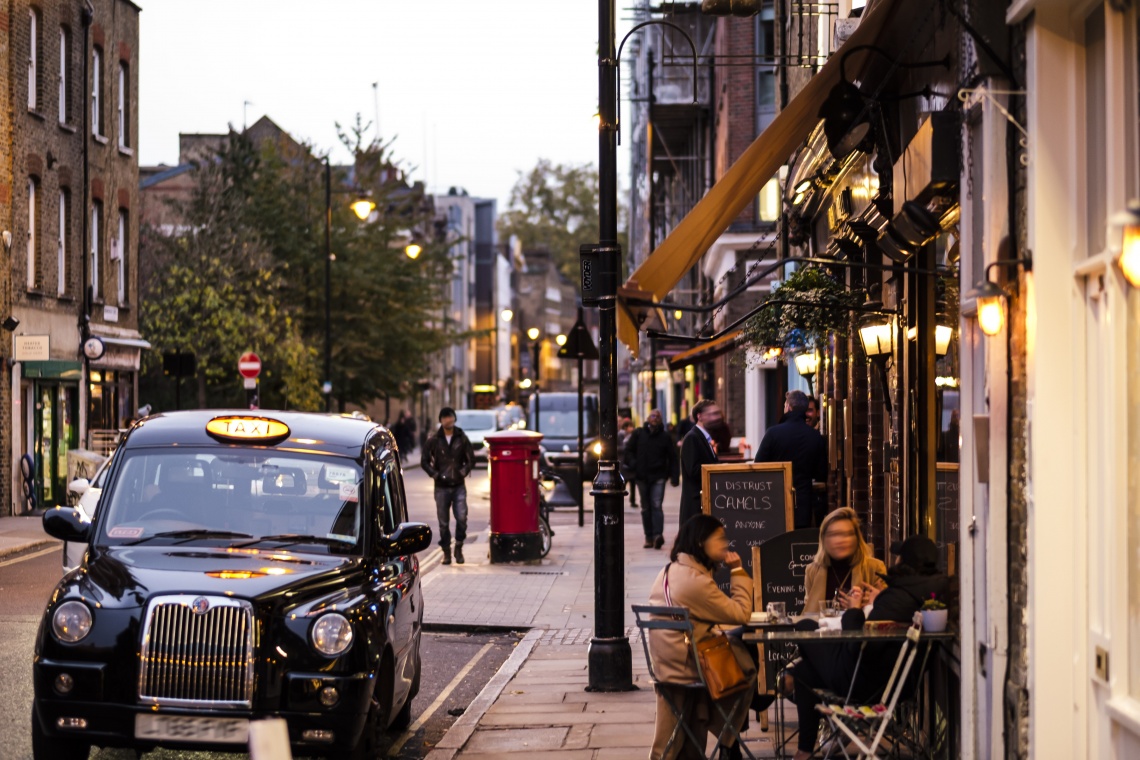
[420,406,476,565]
[624,409,679,549]
[618,418,639,509]
[391,411,412,463]
[679,399,722,528]
[755,390,827,528]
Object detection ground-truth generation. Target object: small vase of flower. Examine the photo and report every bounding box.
[921,594,948,632]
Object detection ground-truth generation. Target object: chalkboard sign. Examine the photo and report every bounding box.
[754,527,819,692]
[702,462,794,604]
[936,463,959,574]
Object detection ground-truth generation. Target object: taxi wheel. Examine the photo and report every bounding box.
[31,705,90,760]
[348,692,381,760]
[392,645,422,730]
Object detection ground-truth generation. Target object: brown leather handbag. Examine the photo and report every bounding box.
[696,633,750,700]
[664,564,750,700]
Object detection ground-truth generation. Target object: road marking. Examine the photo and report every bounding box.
[0,545,58,568]
[386,641,495,757]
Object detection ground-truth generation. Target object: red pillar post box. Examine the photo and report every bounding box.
[486,430,544,563]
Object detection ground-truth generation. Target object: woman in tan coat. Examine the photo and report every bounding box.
[802,507,886,616]
[647,514,755,759]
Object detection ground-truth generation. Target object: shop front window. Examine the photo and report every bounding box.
[33,382,78,507]
[88,369,134,437]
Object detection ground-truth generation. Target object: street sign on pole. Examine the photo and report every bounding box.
[556,316,600,360]
[238,352,262,379]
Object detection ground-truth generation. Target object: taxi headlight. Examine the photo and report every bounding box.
[310,613,353,656]
[52,601,93,643]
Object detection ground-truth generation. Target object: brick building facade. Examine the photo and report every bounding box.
[1,0,141,515]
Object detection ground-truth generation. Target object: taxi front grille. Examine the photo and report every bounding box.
[138,595,254,707]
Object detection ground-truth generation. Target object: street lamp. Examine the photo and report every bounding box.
[857,304,895,415]
[969,280,1006,337]
[555,333,568,347]
[1115,201,1140,287]
[500,308,514,323]
[350,195,375,221]
[794,349,820,393]
[404,242,423,260]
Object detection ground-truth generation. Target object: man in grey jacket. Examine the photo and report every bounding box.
[420,407,476,565]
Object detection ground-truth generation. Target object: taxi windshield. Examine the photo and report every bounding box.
[96,448,365,552]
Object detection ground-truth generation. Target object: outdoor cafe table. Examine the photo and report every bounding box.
[741,624,958,758]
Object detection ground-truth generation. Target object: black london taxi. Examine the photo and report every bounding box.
[33,410,432,759]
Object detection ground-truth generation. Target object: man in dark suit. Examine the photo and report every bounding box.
[679,399,722,527]
[755,390,827,528]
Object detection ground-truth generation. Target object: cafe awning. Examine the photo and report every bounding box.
[667,329,744,371]
[618,0,901,356]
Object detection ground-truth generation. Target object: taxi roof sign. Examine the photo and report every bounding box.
[205,416,291,444]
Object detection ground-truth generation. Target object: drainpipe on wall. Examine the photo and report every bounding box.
[80,2,93,449]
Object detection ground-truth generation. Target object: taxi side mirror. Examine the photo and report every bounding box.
[43,507,92,543]
[380,522,433,556]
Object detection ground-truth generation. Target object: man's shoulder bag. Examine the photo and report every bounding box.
[664,563,750,700]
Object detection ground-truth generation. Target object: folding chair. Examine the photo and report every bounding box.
[632,604,757,760]
[812,613,928,759]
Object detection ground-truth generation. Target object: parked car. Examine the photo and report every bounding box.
[453,409,500,465]
[495,403,527,431]
[61,453,115,574]
[34,410,432,759]
[528,393,601,504]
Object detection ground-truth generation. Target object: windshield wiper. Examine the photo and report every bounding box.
[124,529,253,546]
[231,534,355,550]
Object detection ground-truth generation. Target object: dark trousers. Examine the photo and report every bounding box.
[434,484,468,546]
[638,479,666,539]
[788,626,863,752]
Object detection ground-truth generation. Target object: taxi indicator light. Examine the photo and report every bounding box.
[205,416,291,444]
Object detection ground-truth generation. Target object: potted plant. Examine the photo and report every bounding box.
[741,266,863,358]
[920,594,948,632]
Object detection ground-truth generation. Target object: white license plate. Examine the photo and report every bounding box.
[135,713,250,744]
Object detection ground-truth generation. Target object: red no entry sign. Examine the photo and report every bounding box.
[238,352,261,379]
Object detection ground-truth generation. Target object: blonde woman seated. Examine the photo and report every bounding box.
[804,507,886,616]
[647,514,755,760]
[785,507,886,759]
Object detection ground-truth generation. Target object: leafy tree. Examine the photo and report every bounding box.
[498,159,602,280]
[139,134,321,410]
[140,120,465,414]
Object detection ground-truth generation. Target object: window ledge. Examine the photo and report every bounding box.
[26,288,45,298]
[117,145,133,157]
[28,109,46,121]
[1106,697,1140,737]
[92,298,106,306]
[58,122,77,134]
[93,133,109,145]
[57,294,75,302]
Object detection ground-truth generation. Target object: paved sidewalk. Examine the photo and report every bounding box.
[0,513,59,561]
[424,484,796,759]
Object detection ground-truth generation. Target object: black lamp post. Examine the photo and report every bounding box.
[588,0,634,693]
[323,157,375,412]
[527,327,541,433]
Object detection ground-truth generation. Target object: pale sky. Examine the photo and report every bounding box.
[139,1,631,210]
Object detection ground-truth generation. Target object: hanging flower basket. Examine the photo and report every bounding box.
[741,266,862,353]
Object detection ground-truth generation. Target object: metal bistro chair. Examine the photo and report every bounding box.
[632,604,757,760]
[812,613,930,759]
